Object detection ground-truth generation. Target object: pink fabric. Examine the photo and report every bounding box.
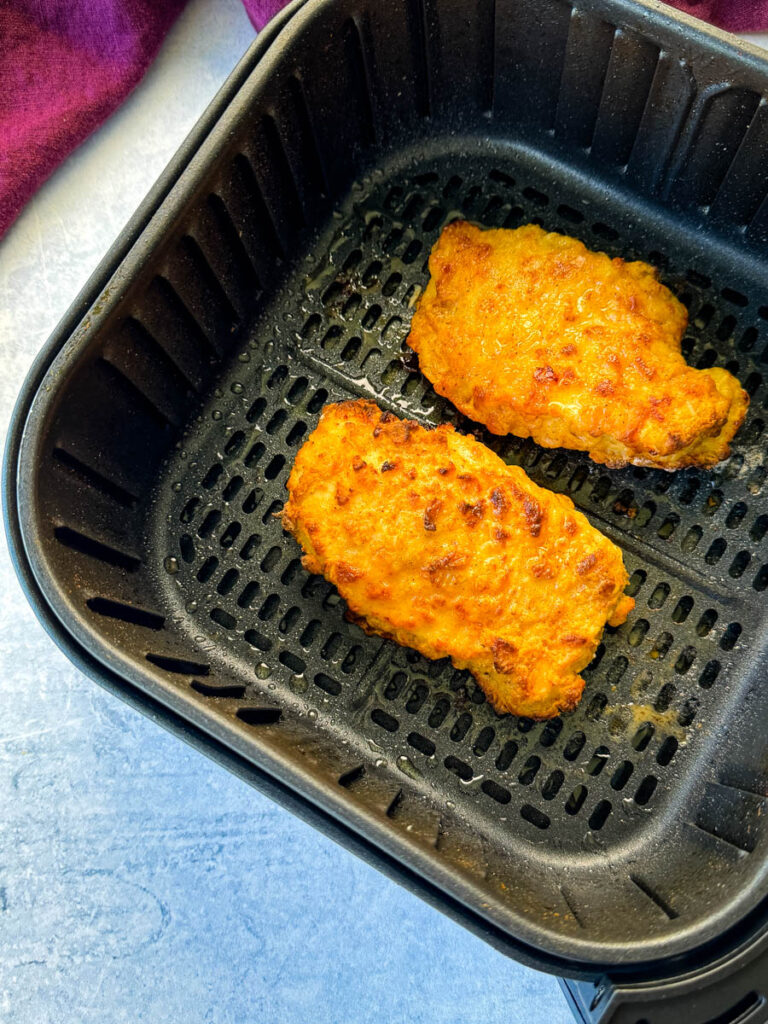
[241,0,289,30]
[0,0,765,239]
[665,1,768,32]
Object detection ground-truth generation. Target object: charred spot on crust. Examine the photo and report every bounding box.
[491,637,517,674]
[424,551,465,577]
[423,499,442,531]
[634,356,655,380]
[459,500,485,525]
[523,498,543,537]
[380,460,397,472]
[599,579,616,597]
[335,484,352,506]
[576,553,598,575]
[494,527,509,542]
[457,472,475,482]
[595,379,614,397]
[394,420,418,444]
[534,365,558,384]
[352,456,367,471]
[562,634,587,645]
[561,343,576,356]
[532,563,555,579]
[337,562,363,583]
[649,395,672,422]
[380,411,396,424]
[563,518,577,536]
[437,467,450,475]
[490,487,508,514]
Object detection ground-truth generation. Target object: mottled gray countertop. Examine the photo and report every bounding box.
[1,3,763,1021]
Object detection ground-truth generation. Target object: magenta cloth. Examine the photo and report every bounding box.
[0,0,288,238]
[241,0,290,30]
[666,0,768,31]
[0,0,766,239]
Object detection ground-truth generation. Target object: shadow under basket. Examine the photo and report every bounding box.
[6,1,768,1021]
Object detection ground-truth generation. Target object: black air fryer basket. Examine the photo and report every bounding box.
[6,0,768,1019]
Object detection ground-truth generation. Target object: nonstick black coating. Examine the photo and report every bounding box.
[8,0,768,977]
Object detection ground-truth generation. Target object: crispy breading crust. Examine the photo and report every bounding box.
[407,221,749,470]
[283,400,634,719]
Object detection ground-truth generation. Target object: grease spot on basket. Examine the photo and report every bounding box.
[604,702,686,741]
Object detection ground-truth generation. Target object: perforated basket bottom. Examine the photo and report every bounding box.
[145,144,768,952]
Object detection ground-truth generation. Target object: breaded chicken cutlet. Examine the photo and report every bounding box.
[407,221,748,470]
[283,400,634,719]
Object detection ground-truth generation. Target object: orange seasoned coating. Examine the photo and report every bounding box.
[283,400,634,719]
[407,221,748,470]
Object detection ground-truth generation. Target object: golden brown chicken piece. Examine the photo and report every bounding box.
[283,400,634,719]
[407,221,748,470]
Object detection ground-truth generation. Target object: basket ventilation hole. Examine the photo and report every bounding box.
[408,732,435,757]
[217,568,239,595]
[699,660,721,689]
[197,510,221,539]
[611,760,634,791]
[371,708,398,733]
[518,756,541,786]
[632,723,655,751]
[634,775,658,806]
[720,622,742,651]
[586,747,610,776]
[450,713,473,742]
[237,581,260,609]
[671,596,694,623]
[279,651,306,675]
[236,707,281,726]
[338,765,366,788]
[588,801,612,832]
[565,785,588,816]
[681,525,703,552]
[210,607,236,630]
[495,740,518,771]
[473,726,495,756]
[54,527,140,572]
[563,732,586,761]
[86,598,164,630]
[705,538,727,564]
[656,737,679,766]
[428,697,450,729]
[222,476,244,502]
[539,719,563,747]
[180,497,200,523]
[647,583,670,609]
[258,594,280,621]
[242,489,264,515]
[220,522,241,549]
[191,680,246,699]
[480,780,510,804]
[315,673,341,696]
[754,564,768,591]
[541,770,565,800]
[194,556,217,584]
[245,629,272,653]
[146,653,209,676]
[444,755,472,781]
[728,551,751,578]
[240,533,261,560]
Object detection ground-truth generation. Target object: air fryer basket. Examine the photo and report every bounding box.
[8,0,768,1002]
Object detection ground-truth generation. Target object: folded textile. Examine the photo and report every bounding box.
[0,0,765,240]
